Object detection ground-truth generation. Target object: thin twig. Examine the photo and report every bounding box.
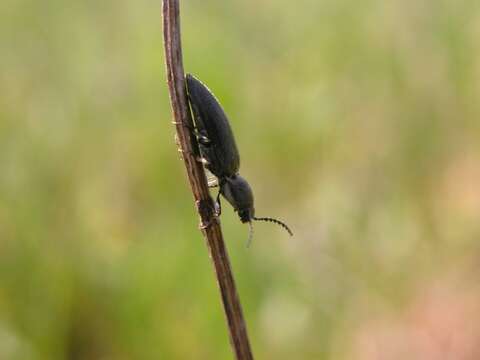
[162,1,254,359]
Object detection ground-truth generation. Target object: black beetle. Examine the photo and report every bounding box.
[186,74,292,246]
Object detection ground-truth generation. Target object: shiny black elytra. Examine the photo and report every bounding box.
[186,73,292,246]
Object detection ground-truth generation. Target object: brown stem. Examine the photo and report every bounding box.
[162,1,254,359]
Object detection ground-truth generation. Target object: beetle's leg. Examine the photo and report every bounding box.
[196,156,209,166]
[197,131,212,147]
[174,133,205,161]
[176,146,208,164]
[172,121,198,153]
[207,177,219,188]
[172,120,209,147]
[214,190,222,216]
[174,131,208,164]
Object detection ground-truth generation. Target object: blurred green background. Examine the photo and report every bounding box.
[1,0,480,359]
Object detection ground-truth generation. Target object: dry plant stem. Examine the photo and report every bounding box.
[162,1,254,359]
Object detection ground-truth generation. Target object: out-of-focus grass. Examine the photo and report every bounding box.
[1,0,480,359]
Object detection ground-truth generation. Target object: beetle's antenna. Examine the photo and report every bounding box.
[253,217,293,236]
[247,221,254,248]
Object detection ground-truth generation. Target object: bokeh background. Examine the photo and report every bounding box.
[1,0,480,359]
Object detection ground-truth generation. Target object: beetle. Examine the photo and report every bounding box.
[185,73,292,246]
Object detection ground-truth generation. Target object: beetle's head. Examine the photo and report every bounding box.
[221,174,255,223]
[220,174,293,247]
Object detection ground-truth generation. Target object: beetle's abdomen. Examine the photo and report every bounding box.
[186,74,240,177]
